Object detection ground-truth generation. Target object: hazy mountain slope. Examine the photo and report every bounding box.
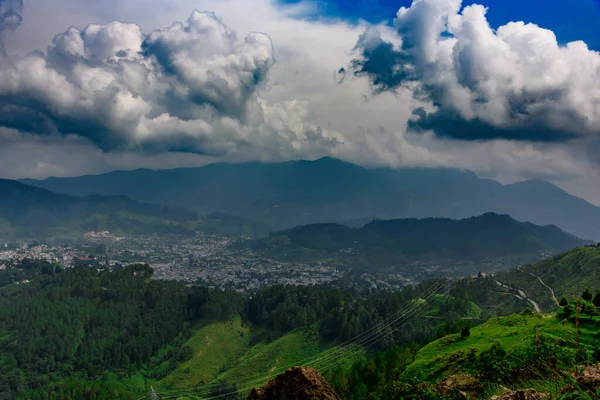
[0,179,197,242]
[21,157,600,240]
[246,213,589,278]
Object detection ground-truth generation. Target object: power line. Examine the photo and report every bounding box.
[153,279,449,398]
[152,279,455,399]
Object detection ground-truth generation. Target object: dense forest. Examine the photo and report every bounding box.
[0,259,517,399]
[0,260,244,398]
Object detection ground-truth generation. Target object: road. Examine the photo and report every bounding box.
[523,271,560,307]
[495,280,541,313]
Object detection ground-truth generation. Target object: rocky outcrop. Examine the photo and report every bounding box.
[247,366,341,400]
[560,364,600,395]
[435,374,485,399]
[491,388,548,400]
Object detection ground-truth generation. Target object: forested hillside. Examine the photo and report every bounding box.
[0,260,515,399]
[326,308,600,399]
[246,213,588,276]
[0,180,197,243]
[496,244,600,312]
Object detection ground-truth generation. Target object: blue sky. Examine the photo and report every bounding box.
[280,0,600,50]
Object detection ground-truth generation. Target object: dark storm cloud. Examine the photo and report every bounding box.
[346,0,600,143]
[349,29,415,93]
[408,107,578,142]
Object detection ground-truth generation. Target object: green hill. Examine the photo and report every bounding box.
[247,213,589,277]
[4,248,600,400]
[496,244,600,312]
[158,317,251,390]
[327,312,600,399]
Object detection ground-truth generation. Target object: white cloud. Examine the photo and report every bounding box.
[350,0,600,142]
[0,7,345,158]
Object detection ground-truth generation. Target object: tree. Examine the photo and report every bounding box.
[593,291,600,308]
[559,297,569,307]
[582,288,593,302]
[461,327,471,338]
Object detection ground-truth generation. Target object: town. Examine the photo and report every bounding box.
[0,232,347,292]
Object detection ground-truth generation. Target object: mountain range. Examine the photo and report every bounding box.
[21,157,600,240]
[0,179,197,243]
[246,213,589,278]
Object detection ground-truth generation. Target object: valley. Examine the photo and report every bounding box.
[2,1,600,398]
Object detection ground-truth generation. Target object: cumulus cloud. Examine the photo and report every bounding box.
[349,0,600,142]
[0,9,344,156]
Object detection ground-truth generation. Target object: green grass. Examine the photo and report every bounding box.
[146,324,356,399]
[402,313,599,383]
[159,317,251,390]
[120,371,147,393]
[213,325,324,390]
[213,325,366,396]
[499,245,600,311]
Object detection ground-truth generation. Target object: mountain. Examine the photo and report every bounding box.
[245,213,589,277]
[20,157,600,240]
[0,179,198,242]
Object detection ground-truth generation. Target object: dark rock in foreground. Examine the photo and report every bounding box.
[247,366,341,400]
[560,364,600,396]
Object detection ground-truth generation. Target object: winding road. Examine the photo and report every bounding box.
[495,280,542,313]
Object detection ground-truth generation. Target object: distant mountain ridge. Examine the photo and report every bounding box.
[0,179,198,242]
[20,157,600,240]
[246,213,588,274]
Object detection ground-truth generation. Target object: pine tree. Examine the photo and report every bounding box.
[461,326,470,338]
[582,288,593,302]
[594,291,600,308]
[559,297,569,307]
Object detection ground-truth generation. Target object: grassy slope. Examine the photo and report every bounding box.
[159,317,251,389]
[498,245,600,311]
[215,325,365,395]
[215,325,325,390]
[402,313,598,383]
[156,323,364,398]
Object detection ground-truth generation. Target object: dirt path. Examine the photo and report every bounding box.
[524,271,560,307]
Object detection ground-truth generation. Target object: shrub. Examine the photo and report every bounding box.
[475,341,514,384]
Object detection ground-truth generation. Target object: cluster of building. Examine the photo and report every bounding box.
[0,233,343,292]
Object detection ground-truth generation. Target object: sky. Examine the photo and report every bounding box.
[0,0,600,204]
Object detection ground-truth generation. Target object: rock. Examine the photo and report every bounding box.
[576,364,600,391]
[491,388,548,400]
[560,364,600,395]
[435,374,484,399]
[247,366,341,400]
